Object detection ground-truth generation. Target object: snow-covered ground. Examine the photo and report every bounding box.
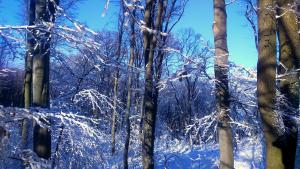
[108,136,264,169]
[0,107,265,169]
[153,138,264,169]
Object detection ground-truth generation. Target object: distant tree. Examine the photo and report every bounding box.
[111,0,125,155]
[123,3,136,169]
[0,69,24,107]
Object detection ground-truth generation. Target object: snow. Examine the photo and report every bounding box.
[153,137,263,169]
[0,106,266,169]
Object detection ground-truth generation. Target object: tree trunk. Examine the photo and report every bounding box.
[111,71,119,155]
[24,0,35,109]
[257,0,285,168]
[277,0,300,168]
[22,0,36,150]
[295,1,300,168]
[141,0,165,168]
[142,0,156,168]
[123,8,136,169]
[212,0,234,168]
[32,0,58,159]
[111,1,125,155]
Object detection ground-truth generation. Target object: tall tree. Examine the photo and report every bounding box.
[24,0,35,109]
[141,0,185,167]
[22,0,35,149]
[111,0,125,155]
[257,0,285,168]
[277,0,300,168]
[212,0,234,168]
[295,1,300,168]
[123,6,136,169]
[32,0,59,159]
[141,0,156,168]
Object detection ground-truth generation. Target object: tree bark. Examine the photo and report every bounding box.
[213,0,234,169]
[141,0,165,168]
[142,0,156,168]
[257,0,285,168]
[123,7,136,169]
[22,0,36,151]
[295,1,300,168]
[32,0,58,159]
[111,71,118,155]
[277,0,300,168]
[111,1,125,155]
[24,0,35,109]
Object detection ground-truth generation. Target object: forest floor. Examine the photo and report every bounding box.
[108,136,264,169]
[154,137,264,169]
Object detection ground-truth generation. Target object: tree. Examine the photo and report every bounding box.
[141,0,186,167]
[257,0,285,168]
[212,0,234,168]
[22,0,35,151]
[141,0,156,168]
[111,0,125,155]
[123,4,136,169]
[276,0,300,168]
[32,0,59,159]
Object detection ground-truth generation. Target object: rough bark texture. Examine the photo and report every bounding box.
[32,0,58,159]
[276,0,300,168]
[142,0,155,168]
[257,0,285,168]
[213,0,234,168]
[123,7,136,169]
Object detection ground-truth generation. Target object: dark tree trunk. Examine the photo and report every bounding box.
[111,0,125,155]
[24,0,35,109]
[22,0,36,151]
[141,0,165,168]
[123,7,136,169]
[142,0,155,168]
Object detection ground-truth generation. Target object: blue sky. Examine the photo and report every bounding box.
[0,0,257,68]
